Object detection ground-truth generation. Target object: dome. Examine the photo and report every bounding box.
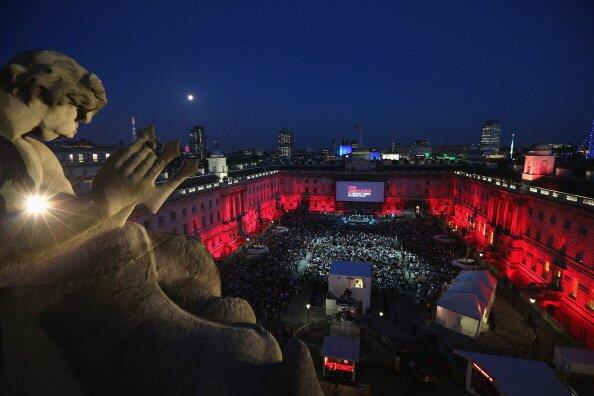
[529,142,552,155]
[210,150,224,157]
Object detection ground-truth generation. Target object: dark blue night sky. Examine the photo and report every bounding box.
[1,1,593,151]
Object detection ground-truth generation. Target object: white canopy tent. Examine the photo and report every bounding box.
[436,270,497,338]
[554,346,594,376]
[455,351,570,396]
[456,270,497,290]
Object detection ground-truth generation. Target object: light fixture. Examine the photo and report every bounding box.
[25,194,49,215]
[306,304,311,310]
[479,252,484,257]
[187,94,194,101]
[379,311,384,317]
[529,298,536,304]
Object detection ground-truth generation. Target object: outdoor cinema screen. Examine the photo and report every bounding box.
[336,181,385,203]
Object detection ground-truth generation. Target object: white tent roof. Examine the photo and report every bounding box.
[555,346,594,366]
[446,281,492,306]
[437,293,485,320]
[437,270,496,320]
[455,270,497,290]
[455,351,570,396]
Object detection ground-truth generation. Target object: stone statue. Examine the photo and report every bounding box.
[0,51,321,395]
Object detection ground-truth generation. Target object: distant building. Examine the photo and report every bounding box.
[433,145,471,159]
[549,142,576,157]
[381,153,400,160]
[522,142,555,181]
[410,139,432,157]
[278,128,294,158]
[49,139,117,193]
[480,120,501,156]
[338,145,352,156]
[207,150,228,181]
[189,125,207,159]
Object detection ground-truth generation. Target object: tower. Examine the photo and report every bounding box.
[510,133,515,158]
[278,128,293,158]
[207,149,228,181]
[480,120,501,156]
[189,126,207,159]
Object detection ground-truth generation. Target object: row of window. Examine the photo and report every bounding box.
[63,152,111,163]
[525,228,586,263]
[145,210,222,232]
[527,207,588,235]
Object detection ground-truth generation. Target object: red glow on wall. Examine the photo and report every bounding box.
[132,171,594,349]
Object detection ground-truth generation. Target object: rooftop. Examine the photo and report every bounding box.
[330,261,372,278]
[321,336,361,362]
[454,351,570,396]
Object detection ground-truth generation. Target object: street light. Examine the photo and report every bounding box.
[529,298,536,304]
[379,311,384,317]
[306,304,311,323]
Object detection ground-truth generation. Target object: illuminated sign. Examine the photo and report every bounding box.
[324,360,354,372]
[347,185,372,198]
[336,181,385,202]
[338,145,353,156]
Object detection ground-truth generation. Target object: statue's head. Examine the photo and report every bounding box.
[0,50,107,140]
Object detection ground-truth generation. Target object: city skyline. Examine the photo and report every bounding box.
[1,1,593,151]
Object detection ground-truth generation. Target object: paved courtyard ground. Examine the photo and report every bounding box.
[269,275,577,394]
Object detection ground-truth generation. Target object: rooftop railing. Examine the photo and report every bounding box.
[174,170,280,198]
[454,171,594,208]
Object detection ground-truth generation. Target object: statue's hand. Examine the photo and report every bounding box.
[91,134,165,215]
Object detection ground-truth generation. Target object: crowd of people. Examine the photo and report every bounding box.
[218,210,465,323]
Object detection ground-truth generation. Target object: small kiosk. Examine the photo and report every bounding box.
[326,261,372,315]
[321,335,360,382]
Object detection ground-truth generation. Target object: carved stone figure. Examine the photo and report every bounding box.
[0,51,321,395]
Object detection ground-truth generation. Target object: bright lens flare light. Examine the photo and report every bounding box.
[25,195,49,215]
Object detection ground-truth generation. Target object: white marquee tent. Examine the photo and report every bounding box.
[436,270,497,338]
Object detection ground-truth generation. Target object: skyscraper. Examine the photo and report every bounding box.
[480,120,501,155]
[278,128,293,158]
[189,125,206,159]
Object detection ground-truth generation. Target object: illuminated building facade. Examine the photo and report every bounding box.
[50,139,117,193]
[481,120,501,156]
[130,163,594,349]
[278,128,294,158]
[448,171,594,349]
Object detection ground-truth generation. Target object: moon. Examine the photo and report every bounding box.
[187,94,194,101]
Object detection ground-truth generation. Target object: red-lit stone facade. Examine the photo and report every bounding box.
[449,172,594,348]
[130,168,593,348]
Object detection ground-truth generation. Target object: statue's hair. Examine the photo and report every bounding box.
[0,50,107,122]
